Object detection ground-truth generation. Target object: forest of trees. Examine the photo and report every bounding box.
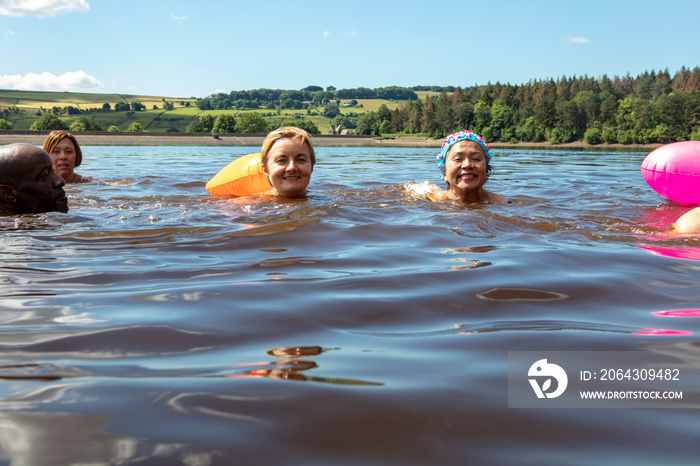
[185,112,321,135]
[356,67,700,144]
[194,86,419,111]
[189,67,700,143]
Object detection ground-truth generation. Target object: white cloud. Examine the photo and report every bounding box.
[0,71,103,91]
[170,13,187,22]
[0,0,89,18]
[3,28,18,36]
[323,30,331,38]
[344,30,359,36]
[563,36,591,44]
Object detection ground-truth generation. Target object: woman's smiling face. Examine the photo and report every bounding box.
[262,138,313,197]
[444,139,488,199]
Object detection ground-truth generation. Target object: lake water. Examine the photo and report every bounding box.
[2,144,700,465]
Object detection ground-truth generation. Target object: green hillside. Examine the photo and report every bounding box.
[0,88,415,133]
[0,89,199,132]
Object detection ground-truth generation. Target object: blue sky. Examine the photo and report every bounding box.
[1,0,698,98]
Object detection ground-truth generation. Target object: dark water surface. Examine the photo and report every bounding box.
[2,145,700,465]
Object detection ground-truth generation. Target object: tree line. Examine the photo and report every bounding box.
[185,113,320,135]
[355,67,700,144]
[195,86,418,111]
[21,113,146,133]
[28,99,190,117]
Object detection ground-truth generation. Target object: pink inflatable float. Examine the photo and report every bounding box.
[641,141,700,205]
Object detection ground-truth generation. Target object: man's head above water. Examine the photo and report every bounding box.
[0,143,68,215]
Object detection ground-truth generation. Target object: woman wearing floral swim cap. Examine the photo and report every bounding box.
[430,130,509,203]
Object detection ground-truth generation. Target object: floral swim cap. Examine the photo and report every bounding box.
[435,130,492,177]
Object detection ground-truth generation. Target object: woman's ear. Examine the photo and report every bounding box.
[260,164,272,185]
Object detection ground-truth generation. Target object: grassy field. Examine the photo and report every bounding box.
[0,89,191,106]
[0,89,434,133]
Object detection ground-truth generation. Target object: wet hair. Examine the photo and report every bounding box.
[43,130,83,167]
[260,126,315,169]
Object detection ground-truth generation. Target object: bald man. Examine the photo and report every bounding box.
[0,143,68,215]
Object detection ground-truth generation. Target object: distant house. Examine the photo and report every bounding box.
[328,124,349,136]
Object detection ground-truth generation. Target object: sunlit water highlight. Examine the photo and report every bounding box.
[1,145,700,464]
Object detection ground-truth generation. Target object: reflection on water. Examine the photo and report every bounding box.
[638,243,700,261]
[652,309,700,318]
[227,346,382,385]
[476,288,569,301]
[1,145,700,464]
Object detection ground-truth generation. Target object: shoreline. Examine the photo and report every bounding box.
[0,131,663,151]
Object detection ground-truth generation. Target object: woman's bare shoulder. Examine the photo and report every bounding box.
[484,191,510,204]
[673,207,700,234]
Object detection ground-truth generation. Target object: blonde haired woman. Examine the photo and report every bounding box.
[260,127,316,197]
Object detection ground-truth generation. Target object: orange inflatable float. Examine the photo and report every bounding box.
[206,153,271,197]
